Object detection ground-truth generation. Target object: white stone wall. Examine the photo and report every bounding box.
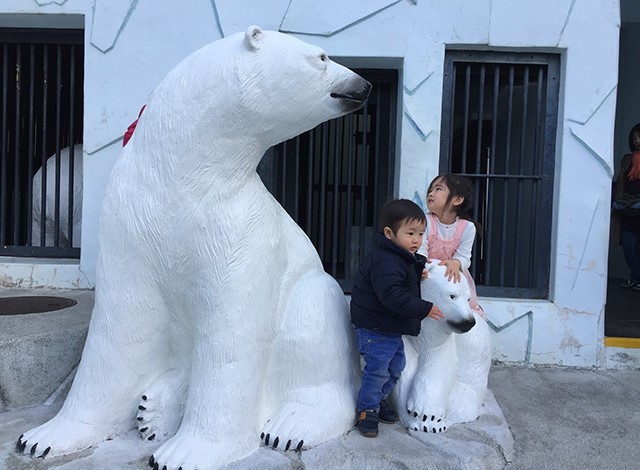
[0,0,625,368]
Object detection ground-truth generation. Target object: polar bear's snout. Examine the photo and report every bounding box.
[330,77,371,112]
[446,317,476,334]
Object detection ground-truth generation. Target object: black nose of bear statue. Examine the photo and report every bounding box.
[447,318,476,333]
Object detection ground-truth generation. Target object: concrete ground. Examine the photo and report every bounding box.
[1,288,639,469]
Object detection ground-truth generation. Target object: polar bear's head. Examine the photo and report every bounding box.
[139,26,371,162]
[421,261,476,334]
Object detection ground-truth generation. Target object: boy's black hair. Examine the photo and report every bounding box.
[380,199,426,234]
[628,122,640,152]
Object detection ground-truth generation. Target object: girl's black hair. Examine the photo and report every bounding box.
[628,122,640,152]
[427,174,482,235]
[380,199,426,234]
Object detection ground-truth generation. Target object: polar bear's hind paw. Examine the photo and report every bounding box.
[16,435,52,458]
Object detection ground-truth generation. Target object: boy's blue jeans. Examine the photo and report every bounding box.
[355,327,406,412]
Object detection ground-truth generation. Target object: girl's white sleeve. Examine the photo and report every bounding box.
[417,215,430,258]
[453,222,476,271]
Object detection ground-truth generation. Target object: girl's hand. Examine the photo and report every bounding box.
[439,259,462,283]
[421,269,429,280]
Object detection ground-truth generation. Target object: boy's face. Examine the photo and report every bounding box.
[384,219,426,254]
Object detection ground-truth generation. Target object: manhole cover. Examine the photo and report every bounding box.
[0,296,78,315]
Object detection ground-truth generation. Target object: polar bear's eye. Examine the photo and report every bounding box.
[449,295,456,300]
[320,53,327,62]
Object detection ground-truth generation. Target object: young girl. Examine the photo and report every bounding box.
[419,174,484,316]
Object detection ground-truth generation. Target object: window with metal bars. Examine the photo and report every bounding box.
[440,51,560,299]
[0,28,84,259]
[259,69,398,293]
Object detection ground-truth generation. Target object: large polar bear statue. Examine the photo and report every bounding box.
[394,260,492,433]
[18,26,370,470]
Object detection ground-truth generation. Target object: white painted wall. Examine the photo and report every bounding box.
[0,0,627,368]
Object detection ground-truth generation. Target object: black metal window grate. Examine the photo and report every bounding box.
[260,69,398,293]
[440,51,560,299]
[0,28,84,259]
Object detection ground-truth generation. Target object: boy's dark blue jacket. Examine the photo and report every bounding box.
[350,232,432,336]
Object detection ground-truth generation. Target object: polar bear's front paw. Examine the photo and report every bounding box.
[405,409,447,433]
[260,402,311,452]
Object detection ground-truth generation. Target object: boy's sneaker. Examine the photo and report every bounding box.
[357,410,379,437]
[378,399,399,424]
[620,279,640,289]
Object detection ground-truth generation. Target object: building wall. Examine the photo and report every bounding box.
[1,0,629,368]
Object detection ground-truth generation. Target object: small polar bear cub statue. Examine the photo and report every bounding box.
[17,26,370,470]
[394,260,492,433]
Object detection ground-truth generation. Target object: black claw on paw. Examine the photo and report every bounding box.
[142,395,148,401]
[140,427,148,433]
[147,434,156,441]
[443,426,446,431]
[439,428,442,432]
[413,427,418,431]
[296,440,304,452]
[264,433,270,446]
[30,443,37,456]
[273,437,279,448]
[413,411,417,418]
[137,416,144,421]
[162,465,167,470]
[139,405,146,411]
[19,440,26,452]
[431,415,435,421]
[431,428,436,433]
[437,418,442,422]
[407,409,411,415]
[154,462,159,470]
[285,439,291,451]
[39,446,51,459]
[260,432,265,439]
[15,437,23,452]
[422,415,427,422]
[423,426,427,432]
[148,455,155,467]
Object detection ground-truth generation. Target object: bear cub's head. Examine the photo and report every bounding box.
[421,261,476,334]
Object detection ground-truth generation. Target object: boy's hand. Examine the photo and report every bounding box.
[439,259,462,283]
[421,269,429,280]
[427,304,444,321]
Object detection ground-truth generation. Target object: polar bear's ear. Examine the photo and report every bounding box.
[425,260,438,275]
[244,25,264,51]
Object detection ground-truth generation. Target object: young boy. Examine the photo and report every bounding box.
[350,199,444,437]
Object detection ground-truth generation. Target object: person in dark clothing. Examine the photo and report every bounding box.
[615,123,640,290]
[351,199,444,437]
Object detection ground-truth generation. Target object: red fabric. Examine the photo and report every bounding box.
[628,152,640,181]
[123,105,147,147]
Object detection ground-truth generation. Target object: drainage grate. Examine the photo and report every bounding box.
[0,296,77,315]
